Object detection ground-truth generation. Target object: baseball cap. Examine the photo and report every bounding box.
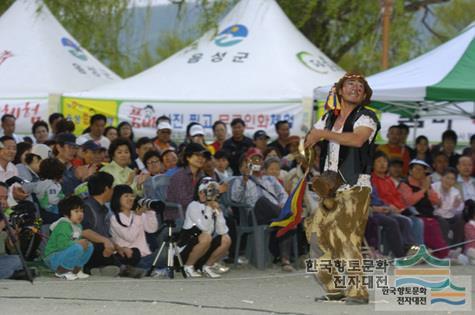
[189,124,205,137]
[253,130,270,140]
[245,147,263,159]
[31,144,52,160]
[184,143,207,156]
[409,159,432,171]
[157,121,172,130]
[55,133,78,147]
[81,140,102,151]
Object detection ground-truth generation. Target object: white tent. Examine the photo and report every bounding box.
[0,0,120,134]
[63,0,344,138]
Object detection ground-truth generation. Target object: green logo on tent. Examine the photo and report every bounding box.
[297,51,339,74]
[61,37,87,61]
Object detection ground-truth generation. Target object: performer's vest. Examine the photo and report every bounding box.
[319,106,380,186]
[401,179,435,217]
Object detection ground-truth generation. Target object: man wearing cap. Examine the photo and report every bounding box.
[54,133,94,196]
[304,72,380,304]
[222,118,254,176]
[154,121,177,153]
[72,140,103,171]
[253,130,270,153]
[76,114,110,149]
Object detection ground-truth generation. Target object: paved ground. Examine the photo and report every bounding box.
[0,264,474,315]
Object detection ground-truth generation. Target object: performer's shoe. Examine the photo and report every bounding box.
[345,297,369,305]
[314,292,345,302]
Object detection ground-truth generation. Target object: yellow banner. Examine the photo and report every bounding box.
[61,98,118,135]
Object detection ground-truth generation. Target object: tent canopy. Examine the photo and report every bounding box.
[66,0,343,102]
[63,0,344,138]
[314,23,475,118]
[0,0,120,98]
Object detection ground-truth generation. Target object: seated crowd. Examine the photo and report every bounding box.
[0,113,475,281]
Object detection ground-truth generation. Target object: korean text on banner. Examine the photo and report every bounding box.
[0,98,48,135]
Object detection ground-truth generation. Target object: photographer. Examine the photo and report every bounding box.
[0,182,30,280]
[109,185,163,274]
[230,148,296,272]
[179,177,231,278]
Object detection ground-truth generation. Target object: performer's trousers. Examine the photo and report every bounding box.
[314,186,371,299]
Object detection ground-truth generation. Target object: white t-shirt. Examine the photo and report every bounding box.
[313,113,377,189]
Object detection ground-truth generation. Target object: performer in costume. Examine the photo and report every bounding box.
[304,73,380,305]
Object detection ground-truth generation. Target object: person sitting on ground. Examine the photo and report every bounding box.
[23,158,65,224]
[43,196,93,280]
[109,185,163,275]
[81,172,144,278]
[178,177,231,278]
[0,182,28,280]
[432,168,465,247]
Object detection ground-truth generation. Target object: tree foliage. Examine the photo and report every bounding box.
[0,0,471,78]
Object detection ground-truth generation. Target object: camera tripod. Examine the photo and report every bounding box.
[148,220,187,279]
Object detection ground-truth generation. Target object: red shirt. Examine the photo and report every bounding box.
[371,172,406,211]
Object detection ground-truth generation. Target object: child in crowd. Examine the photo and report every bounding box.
[281,135,300,170]
[264,157,286,185]
[23,158,65,224]
[43,196,93,280]
[214,150,232,181]
[464,200,475,265]
[432,168,465,246]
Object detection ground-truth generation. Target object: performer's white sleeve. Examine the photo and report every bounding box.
[354,114,377,142]
[313,115,327,130]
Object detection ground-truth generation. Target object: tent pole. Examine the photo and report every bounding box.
[412,106,420,145]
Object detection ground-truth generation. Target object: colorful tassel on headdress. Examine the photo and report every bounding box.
[324,85,341,116]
